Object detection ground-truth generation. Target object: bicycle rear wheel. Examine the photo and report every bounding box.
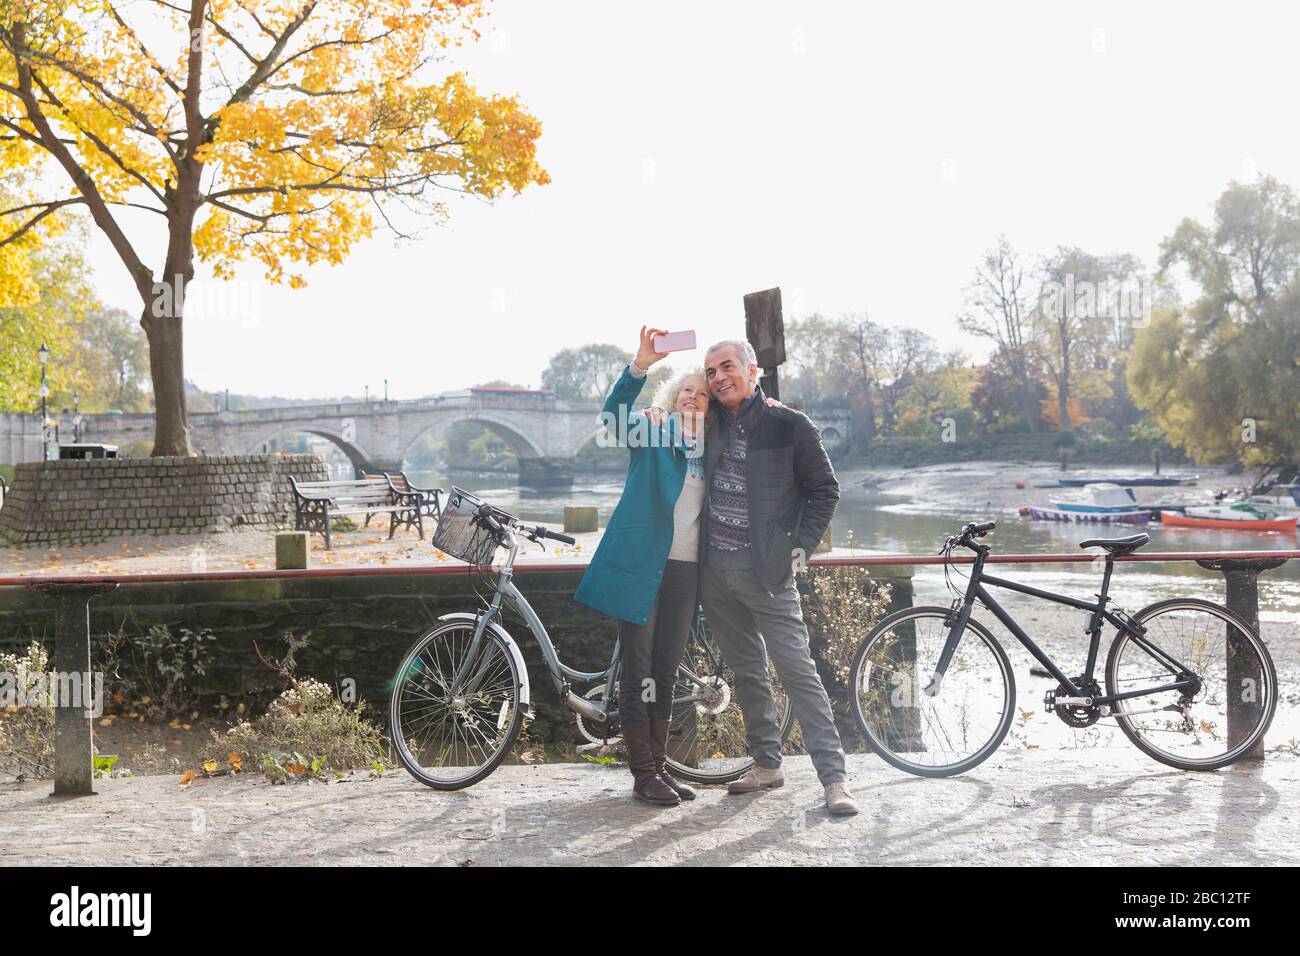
[1106,598,1277,770]
[389,620,524,790]
[849,606,1015,777]
[664,613,796,784]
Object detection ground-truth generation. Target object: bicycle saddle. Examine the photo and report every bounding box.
[1078,532,1149,553]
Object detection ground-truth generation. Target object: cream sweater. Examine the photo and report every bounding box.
[627,360,704,562]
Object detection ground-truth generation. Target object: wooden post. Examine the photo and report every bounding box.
[744,287,785,402]
[27,582,117,796]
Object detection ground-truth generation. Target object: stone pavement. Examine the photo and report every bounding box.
[2,748,1296,866]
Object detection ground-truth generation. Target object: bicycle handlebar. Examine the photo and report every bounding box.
[475,503,576,546]
[942,521,997,552]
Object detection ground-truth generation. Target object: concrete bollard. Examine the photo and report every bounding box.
[276,531,310,570]
[563,506,599,534]
[26,582,118,797]
[1195,556,1287,761]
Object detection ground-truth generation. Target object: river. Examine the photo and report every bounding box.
[403,460,1300,627]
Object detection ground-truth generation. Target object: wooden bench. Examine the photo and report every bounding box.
[360,471,442,534]
[286,476,425,550]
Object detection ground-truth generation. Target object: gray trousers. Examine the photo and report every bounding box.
[702,564,847,785]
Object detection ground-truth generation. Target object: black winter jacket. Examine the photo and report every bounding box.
[699,386,840,592]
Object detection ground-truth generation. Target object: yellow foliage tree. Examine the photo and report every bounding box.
[0,0,549,454]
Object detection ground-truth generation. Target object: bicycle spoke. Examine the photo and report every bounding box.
[854,611,1012,774]
[392,623,520,786]
[1110,601,1275,768]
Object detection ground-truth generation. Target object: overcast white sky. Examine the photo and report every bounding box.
[85,0,1300,400]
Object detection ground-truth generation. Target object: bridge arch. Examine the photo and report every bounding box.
[400,412,546,466]
[246,427,373,474]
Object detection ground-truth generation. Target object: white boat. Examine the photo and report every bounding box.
[1049,483,1143,513]
[1242,483,1300,517]
[1024,482,1153,524]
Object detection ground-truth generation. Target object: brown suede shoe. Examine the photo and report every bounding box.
[649,718,696,801]
[623,720,680,806]
[727,764,785,794]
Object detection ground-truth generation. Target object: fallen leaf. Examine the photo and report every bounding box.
[179,770,195,787]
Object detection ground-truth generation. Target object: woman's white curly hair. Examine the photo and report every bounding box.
[653,367,711,429]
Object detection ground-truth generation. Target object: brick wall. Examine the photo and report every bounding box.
[0,454,328,547]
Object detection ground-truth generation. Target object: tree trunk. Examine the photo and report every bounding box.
[140,305,191,456]
[142,204,199,457]
[1013,352,1039,433]
[1058,349,1071,431]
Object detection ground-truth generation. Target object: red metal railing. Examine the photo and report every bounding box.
[2,548,1299,588]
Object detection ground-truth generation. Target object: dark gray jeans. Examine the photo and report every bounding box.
[616,559,699,722]
[702,564,847,785]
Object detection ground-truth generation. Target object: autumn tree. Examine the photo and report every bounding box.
[958,236,1040,432]
[1032,247,1144,431]
[0,0,549,455]
[1130,177,1300,466]
[61,305,151,411]
[0,222,94,413]
[541,343,672,404]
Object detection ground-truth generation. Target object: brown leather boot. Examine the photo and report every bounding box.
[649,718,696,800]
[623,720,680,806]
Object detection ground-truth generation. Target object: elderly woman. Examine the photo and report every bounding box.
[573,326,710,807]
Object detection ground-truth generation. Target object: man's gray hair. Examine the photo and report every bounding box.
[705,339,758,370]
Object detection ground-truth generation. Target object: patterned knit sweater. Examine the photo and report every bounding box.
[707,392,760,569]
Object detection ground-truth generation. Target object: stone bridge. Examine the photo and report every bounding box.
[0,394,851,486]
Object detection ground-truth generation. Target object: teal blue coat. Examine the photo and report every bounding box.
[573,366,696,625]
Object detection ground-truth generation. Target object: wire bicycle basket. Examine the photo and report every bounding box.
[431,486,512,567]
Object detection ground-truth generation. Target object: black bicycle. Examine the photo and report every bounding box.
[849,522,1278,776]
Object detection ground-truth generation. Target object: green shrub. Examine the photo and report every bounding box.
[202,677,391,783]
[95,623,215,720]
[0,642,56,781]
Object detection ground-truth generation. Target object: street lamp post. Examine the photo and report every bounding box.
[37,342,50,460]
[73,389,81,443]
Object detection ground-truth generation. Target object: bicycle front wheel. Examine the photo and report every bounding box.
[664,613,796,784]
[389,620,525,790]
[1106,598,1277,770]
[849,606,1015,777]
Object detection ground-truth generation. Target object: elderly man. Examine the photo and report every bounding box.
[695,339,857,815]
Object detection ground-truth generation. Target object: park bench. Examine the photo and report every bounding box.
[287,475,425,550]
[360,471,442,533]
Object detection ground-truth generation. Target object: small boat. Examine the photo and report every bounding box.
[1051,474,1199,488]
[1023,506,1153,524]
[1242,483,1300,517]
[1024,482,1154,524]
[1050,483,1142,513]
[1160,505,1298,532]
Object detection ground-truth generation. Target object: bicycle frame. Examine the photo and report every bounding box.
[933,545,1200,706]
[445,529,723,717]
[448,531,615,704]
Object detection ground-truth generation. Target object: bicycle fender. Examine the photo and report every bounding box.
[437,612,531,707]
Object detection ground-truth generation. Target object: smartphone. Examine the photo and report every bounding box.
[653,330,697,353]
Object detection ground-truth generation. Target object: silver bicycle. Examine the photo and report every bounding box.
[389,487,795,790]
